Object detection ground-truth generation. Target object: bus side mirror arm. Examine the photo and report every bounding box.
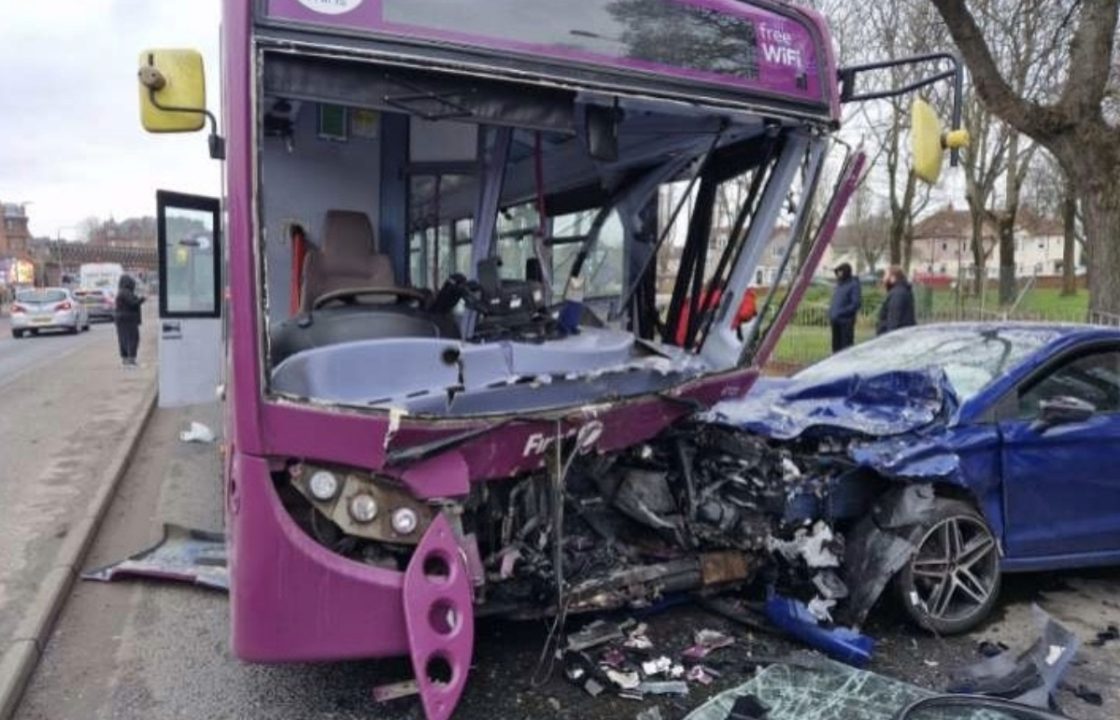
[836,52,965,167]
[139,66,226,160]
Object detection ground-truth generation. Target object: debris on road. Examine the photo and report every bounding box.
[637,680,689,696]
[179,421,216,443]
[567,618,630,652]
[686,665,718,686]
[763,595,873,667]
[946,605,1078,708]
[604,668,642,691]
[1089,624,1119,647]
[977,640,1009,658]
[1061,682,1104,707]
[372,679,419,703]
[682,629,735,661]
[82,523,228,591]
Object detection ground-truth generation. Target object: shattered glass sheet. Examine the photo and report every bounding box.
[83,523,228,591]
[684,657,1008,720]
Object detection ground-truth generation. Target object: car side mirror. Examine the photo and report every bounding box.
[1033,396,1095,432]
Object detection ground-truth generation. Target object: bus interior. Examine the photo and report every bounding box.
[259,49,831,418]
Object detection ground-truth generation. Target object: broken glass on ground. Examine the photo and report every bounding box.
[683,657,934,720]
[82,523,228,591]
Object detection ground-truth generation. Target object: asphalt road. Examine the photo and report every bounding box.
[11,398,1120,719]
[0,315,156,651]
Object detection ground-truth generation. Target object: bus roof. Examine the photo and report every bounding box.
[257,0,839,122]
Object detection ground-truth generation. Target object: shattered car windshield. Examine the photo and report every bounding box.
[792,326,1060,402]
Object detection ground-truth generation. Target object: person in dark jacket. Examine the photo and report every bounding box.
[828,262,861,352]
[877,266,917,335]
[114,275,145,366]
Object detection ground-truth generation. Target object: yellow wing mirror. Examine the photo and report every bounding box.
[138,49,224,159]
[911,98,969,184]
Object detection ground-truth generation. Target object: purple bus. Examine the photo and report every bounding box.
[137,2,964,717]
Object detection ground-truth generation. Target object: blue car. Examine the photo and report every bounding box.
[709,323,1120,634]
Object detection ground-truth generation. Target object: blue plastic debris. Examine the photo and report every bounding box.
[764,595,874,667]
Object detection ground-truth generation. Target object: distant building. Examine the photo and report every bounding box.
[89,216,157,249]
[0,202,32,259]
[910,204,1079,280]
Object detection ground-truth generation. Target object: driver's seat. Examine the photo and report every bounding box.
[300,210,396,313]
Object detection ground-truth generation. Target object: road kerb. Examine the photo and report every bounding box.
[0,642,37,720]
[0,379,157,720]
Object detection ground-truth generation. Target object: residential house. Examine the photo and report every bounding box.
[910,204,1077,280]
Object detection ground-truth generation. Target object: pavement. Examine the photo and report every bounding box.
[0,315,156,652]
[6,395,1119,718]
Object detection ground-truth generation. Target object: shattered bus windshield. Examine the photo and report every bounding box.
[260,54,836,417]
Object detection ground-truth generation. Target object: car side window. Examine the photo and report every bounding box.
[1018,349,1120,418]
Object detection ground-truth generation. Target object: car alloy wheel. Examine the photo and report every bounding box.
[895,499,1001,635]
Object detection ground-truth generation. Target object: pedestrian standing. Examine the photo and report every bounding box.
[828,262,861,352]
[114,275,145,367]
[876,266,917,335]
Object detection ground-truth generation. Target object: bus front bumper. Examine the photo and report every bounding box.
[228,454,472,720]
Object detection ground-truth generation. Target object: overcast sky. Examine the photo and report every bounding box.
[0,1,221,239]
[0,1,963,239]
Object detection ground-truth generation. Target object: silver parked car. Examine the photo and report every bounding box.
[10,288,90,338]
[73,288,117,322]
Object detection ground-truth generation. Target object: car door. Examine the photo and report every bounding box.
[999,344,1120,559]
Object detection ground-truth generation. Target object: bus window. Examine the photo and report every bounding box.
[408,230,428,290]
[550,210,624,300]
[454,219,473,276]
[495,204,540,281]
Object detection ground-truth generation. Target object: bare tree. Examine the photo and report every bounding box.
[75,216,101,243]
[847,182,891,273]
[847,1,949,273]
[960,89,1006,295]
[930,0,1120,316]
[1025,151,1084,296]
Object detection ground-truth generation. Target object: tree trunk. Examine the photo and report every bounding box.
[1061,190,1077,297]
[902,230,913,275]
[997,217,1015,305]
[970,213,986,296]
[1082,187,1120,318]
[888,215,903,267]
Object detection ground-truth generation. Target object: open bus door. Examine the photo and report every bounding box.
[156,190,223,407]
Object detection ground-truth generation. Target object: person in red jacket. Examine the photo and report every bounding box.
[675,285,758,346]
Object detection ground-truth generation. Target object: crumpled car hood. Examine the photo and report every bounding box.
[705,368,960,440]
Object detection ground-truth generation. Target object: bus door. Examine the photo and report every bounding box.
[156,190,223,408]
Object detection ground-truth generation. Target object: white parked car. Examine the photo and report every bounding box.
[10,288,90,338]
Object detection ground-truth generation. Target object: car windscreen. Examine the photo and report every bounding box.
[17,290,67,304]
[793,326,1061,402]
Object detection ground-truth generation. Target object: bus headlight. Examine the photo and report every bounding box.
[348,493,379,524]
[308,470,339,501]
[289,463,436,545]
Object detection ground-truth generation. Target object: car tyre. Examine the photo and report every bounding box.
[68,324,79,335]
[11,329,22,339]
[893,499,1001,635]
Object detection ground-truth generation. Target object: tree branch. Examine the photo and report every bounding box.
[929,0,1067,138]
